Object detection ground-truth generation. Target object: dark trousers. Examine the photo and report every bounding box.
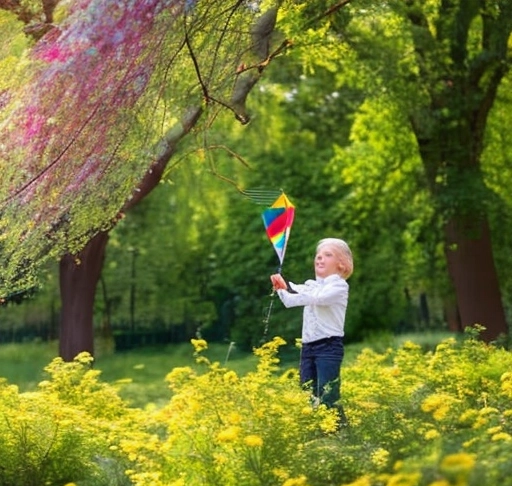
[300,336,344,410]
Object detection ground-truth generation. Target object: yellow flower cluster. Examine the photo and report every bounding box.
[190,338,208,353]
[244,434,264,447]
[282,475,309,486]
[371,448,390,469]
[421,393,458,421]
[216,426,241,442]
[3,333,512,486]
[439,452,476,483]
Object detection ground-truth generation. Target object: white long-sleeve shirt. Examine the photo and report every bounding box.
[276,274,349,344]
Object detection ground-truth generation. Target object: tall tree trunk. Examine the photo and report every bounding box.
[444,216,508,342]
[58,107,203,360]
[59,231,109,361]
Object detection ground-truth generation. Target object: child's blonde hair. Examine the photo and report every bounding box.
[316,238,354,279]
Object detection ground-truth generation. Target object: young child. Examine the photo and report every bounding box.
[270,238,353,427]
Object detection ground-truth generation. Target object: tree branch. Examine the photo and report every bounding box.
[123,106,203,210]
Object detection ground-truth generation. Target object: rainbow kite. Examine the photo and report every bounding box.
[262,192,295,271]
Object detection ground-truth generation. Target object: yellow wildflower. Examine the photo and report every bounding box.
[213,452,229,465]
[440,452,476,477]
[371,448,389,468]
[272,468,289,481]
[227,411,242,424]
[319,412,339,433]
[282,476,309,486]
[244,434,264,447]
[486,426,502,435]
[165,366,196,389]
[301,406,313,415]
[424,429,440,440]
[472,416,489,429]
[491,432,512,441]
[191,338,208,353]
[462,438,477,448]
[478,406,499,416]
[428,481,451,486]
[421,393,457,421]
[458,409,478,425]
[342,476,372,486]
[217,426,241,442]
[387,472,421,486]
[169,479,186,486]
[500,372,512,397]
[402,340,422,351]
[223,370,238,383]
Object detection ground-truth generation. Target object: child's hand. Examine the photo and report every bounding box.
[270,273,287,290]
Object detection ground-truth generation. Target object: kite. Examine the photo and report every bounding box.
[261,192,295,273]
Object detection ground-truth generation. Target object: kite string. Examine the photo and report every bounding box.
[262,289,275,341]
[261,264,281,342]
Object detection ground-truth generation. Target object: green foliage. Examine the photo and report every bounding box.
[339,328,512,486]
[481,73,512,312]
[0,353,139,486]
[2,0,512,352]
[0,11,31,64]
[0,1,284,295]
[325,96,449,336]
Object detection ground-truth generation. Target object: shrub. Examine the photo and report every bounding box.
[0,353,153,486]
[1,328,511,486]
[149,337,338,486]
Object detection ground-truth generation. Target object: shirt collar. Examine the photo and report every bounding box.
[315,274,342,284]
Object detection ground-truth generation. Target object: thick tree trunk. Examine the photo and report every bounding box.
[444,216,508,342]
[57,108,203,360]
[59,231,109,361]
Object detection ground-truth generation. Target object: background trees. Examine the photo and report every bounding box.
[0,0,511,354]
[207,0,512,346]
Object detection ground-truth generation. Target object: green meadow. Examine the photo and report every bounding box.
[0,332,453,406]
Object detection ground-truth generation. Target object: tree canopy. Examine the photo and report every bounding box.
[0,0,283,296]
[1,0,511,350]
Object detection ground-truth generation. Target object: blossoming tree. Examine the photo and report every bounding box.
[0,0,288,359]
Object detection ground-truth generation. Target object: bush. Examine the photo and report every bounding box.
[0,328,511,486]
[0,353,154,486]
[150,337,337,486]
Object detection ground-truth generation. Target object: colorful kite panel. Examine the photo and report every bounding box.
[262,192,295,269]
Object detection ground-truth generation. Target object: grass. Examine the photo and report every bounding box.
[0,340,59,389]
[0,339,263,407]
[0,331,455,407]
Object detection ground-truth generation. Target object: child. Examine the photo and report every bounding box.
[270,238,353,427]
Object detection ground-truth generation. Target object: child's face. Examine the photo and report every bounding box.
[314,244,343,278]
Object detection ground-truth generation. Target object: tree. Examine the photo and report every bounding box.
[0,0,289,359]
[209,0,512,345]
[307,0,511,342]
[405,0,511,341]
